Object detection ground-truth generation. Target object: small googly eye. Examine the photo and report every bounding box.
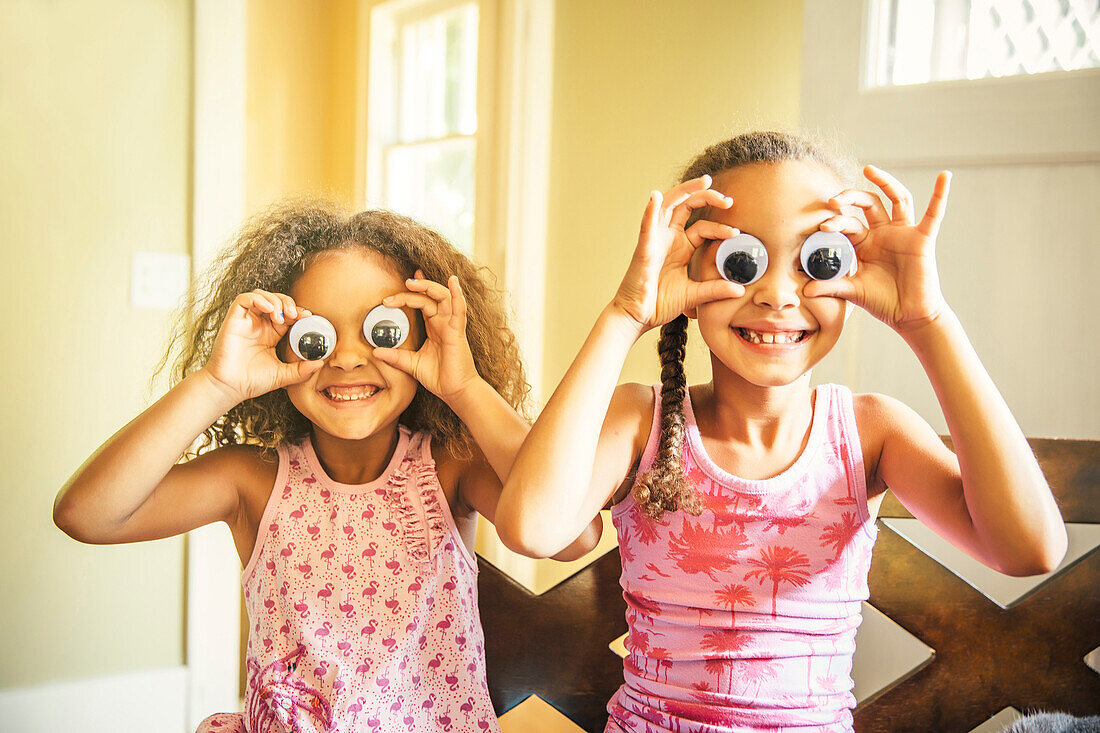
[715,234,768,285]
[288,315,337,361]
[800,231,855,281]
[363,305,409,349]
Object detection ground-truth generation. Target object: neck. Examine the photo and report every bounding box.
[309,422,403,485]
[702,358,815,448]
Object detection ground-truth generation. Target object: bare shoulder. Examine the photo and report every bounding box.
[197,444,280,565]
[605,382,657,506]
[851,392,913,495]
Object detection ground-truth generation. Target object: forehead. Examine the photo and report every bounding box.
[708,160,843,242]
[290,247,405,314]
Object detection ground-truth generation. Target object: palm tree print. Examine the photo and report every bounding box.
[713,583,754,628]
[700,630,751,694]
[743,546,812,617]
[819,511,861,562]
[666,521,748,580]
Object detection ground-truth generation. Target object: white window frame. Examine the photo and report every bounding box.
[361,0,551,401]
[802,0,1100,167]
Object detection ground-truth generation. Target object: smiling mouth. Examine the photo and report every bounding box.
[322,385,381,402]
[736,328,809,345]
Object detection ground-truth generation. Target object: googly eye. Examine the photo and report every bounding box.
[715,234,768,285]
[288,315,337,361]
[800,231,855,281]
[363,305,409,349]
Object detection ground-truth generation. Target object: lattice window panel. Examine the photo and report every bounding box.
[867,0,1100,87]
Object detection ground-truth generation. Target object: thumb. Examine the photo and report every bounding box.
[372,347,417,376]
[802,277,860,302]
[685,279,745,310]
[278,359,325,387]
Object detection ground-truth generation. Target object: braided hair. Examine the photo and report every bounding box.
[631,131,857,520]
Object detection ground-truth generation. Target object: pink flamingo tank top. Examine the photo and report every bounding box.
[606,384,878,733]
[203,426,499,733]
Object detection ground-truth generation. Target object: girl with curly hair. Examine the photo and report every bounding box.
[496,131,1066,732]
[54,200,600,733]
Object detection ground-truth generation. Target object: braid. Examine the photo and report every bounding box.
[632,315,703,520]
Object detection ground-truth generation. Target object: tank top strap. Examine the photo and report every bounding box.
[821,383,874,527]
[635,384,665,477]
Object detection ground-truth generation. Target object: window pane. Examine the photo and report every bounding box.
[384,138,476,255]
[398,3,478,142]
[867,0,1100,88]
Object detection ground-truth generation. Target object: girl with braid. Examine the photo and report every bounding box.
[495,131,1066,732]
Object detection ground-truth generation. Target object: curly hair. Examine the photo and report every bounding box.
[633,130,857,520]
[162,198,529,459]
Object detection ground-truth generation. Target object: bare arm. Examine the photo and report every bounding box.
[877,312,1065,575]
[815,167,1066,576]
[377,274,604,559]
[54,290,322,545]
[497,180,745,558]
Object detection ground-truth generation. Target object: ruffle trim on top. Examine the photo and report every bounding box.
[375,434,448,568]
[245,644,333,733]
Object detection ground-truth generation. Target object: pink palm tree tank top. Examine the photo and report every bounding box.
[606,384,878,733]
[233,427,499,733]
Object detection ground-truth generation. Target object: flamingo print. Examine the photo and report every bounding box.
[385,590,400,615]
[460,697,474,722]
[361,580,379,603]
[320,543,337,570]
[342,561,356,580]
[316,583,333,610]
[361,542,377,570]
[289,504,307,519]
[306,521,320,542]
[294,592,309,619]
[342,521,356,541]
[296,554,312,579]
[386,552,401,576]
[313,621,331,649]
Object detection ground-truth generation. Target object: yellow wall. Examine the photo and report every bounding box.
[544,0,803,395]
[0,0,191,687]
[246,0,360,212]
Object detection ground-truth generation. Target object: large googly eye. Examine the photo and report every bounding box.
[363,305,409,349]
[288,315,336,361]
[715,234,768,285]
[800,231,855,281]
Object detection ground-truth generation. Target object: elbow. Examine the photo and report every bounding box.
[999,530,1068,577]
[52,490,101,544]
[493,510,567,560]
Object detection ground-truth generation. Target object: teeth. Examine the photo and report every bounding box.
[738,329,805,345]
[324,386,380,401]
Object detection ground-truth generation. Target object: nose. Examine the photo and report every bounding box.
[327,332,373,371]
[751,265,802,311]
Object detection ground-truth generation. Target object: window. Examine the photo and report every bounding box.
[866,0,1100,88]
[368,0,480,255]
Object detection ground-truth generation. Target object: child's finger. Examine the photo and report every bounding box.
[273,292,299,320]
[372,346,417,376]
[830,189,890,229]
[669,189,732,230]
[383,292,438,319]
[864,165,915,224]
[279,358,325,386]
[685,221,739,249]
[685,278,745,309]
[662,175,712,212]
[448,276,467,328]
[238,290,285,325]
[917,171,952,238]
[404,276,452,305]
[818,215,869,245]
[637,191,663,247]
[803,275,860,302]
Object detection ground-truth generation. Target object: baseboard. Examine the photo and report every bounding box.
[0,665,188,733]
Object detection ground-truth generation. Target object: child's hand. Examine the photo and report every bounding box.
[202,290,325,403]
[612,176,745,333]
[806,166,952,334]
[374,272,479,401]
